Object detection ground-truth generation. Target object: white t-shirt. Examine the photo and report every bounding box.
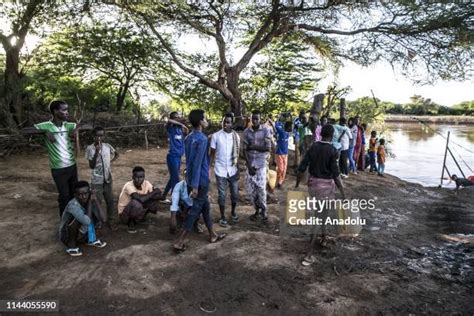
[210,130,240,178]
[339,125,353,150]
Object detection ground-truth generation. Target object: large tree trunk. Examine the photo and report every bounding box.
[225,69,245,127]
[115,81,129,113]
[1,45,23,129]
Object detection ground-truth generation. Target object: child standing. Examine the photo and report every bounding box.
[368,130,378,173]
[269,116,292,188]
[377,139,386,177]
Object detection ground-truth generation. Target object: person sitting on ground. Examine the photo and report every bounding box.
[296,124,346,266]
[377,139,386,177]
[209,112,241,227]
[451,174,474,193]
[169,169,204,234]
[117,166,163,233]
[59,181,107,257]
[173,109,227,252]
[368,130,378,173]
[85,126,119,230]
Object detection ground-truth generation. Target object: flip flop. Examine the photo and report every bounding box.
[173,244,187,253]
[301,256,315,266]
[210,233,227,243]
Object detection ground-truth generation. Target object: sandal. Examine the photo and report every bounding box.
[210,233,227,243]
[301,256,315,266]
[173,244,187,253]
[66,248,83,257]
[231,215,239,224]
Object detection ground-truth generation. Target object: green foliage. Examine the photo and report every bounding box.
[346,97,394,124]
[385,96,474,115]
[30,23,168,112]
[241,36,322,114]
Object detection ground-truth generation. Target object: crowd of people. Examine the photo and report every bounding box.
[24,100,391,260]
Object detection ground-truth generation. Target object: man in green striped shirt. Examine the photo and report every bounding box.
[22,100,89,216]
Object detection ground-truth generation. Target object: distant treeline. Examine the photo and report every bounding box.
[385,96,473,116]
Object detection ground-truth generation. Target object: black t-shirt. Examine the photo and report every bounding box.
[298,141,340,179]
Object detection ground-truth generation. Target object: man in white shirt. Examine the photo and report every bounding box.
[210,113,241,227]
[338,118,353,178]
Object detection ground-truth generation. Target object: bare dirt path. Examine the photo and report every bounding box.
[0,148,472,315]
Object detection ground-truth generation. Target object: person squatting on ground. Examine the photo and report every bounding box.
[377,138,386,177]
[451,174,474,193]
[85,126,119,230]
[243,112,272,224]
[209,112,241,228]
[58,181,107,257]
[162,111,188,200]
[173,109,226,252]
[169,169,204,234]
[117,166,163,233]
[296,124,346,266]
[21,100,91,217]
[368,130,378,173]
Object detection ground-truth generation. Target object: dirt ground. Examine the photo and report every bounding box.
[0,147,473,315]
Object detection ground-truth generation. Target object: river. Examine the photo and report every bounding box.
[383,123,474,187]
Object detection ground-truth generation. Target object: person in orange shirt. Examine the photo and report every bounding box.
[377,139,386,177]
[368,130,378,173]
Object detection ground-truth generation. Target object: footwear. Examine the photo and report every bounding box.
[127,225,137,234]
[219,219,228,227]
[95,222,103,230]
[231,215,239,224]
[87,239,107,248]
[160,199,171,204]
[66,248,83,257]
[210,233,227,243]
[341,174,349,179]
[301,256,315,266]
[173,244,187,253]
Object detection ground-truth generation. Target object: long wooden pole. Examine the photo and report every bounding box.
[440,131,450,187]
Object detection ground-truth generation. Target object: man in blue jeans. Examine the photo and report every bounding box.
[210,113,240,227]
[173,109,226,252]
[162,111,188,201]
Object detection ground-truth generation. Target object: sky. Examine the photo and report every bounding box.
[327,61,474,106]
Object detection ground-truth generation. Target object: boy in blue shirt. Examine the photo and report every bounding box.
[269,115,292,188]
[173,110,226,251]
[162,112,188,200]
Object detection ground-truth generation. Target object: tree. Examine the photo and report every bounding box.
[121,0,473,124]
[0,1,94,128]
[241,34,323,114]
[0,1,49,128]
[32,24,166,112]
[346,96,393,123]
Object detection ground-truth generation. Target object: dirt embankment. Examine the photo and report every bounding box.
[0,148,473,315]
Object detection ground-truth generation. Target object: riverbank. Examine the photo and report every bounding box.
[0,148,473,314]
[386,114,474,124]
